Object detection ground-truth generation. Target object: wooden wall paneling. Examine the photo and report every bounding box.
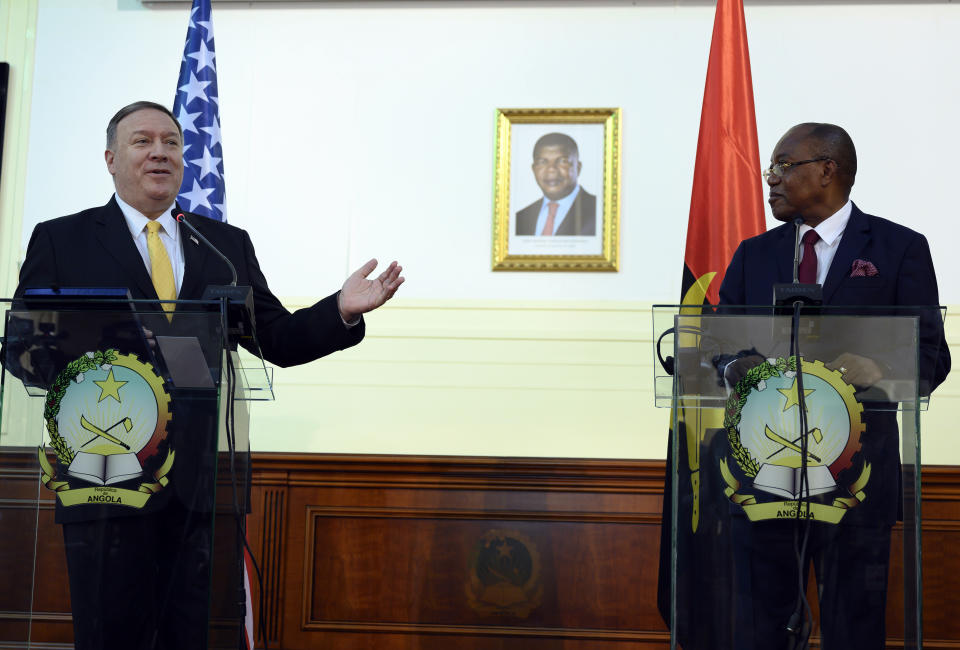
[244,455,960,650]
[263,485,288,644]
[2,450,960,648]
[0,449,73,646]
[0,453,42,645]
[246,467,290,649]
[259,455,671,649]
[917,467,960,642]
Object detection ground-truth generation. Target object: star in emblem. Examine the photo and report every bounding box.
[94,369,127,403]
[778,377,814,412]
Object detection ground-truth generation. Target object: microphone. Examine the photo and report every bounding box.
[173,210,254,339]
[773,216,823,307]
[174,211,238,286]
[791,216,803,284]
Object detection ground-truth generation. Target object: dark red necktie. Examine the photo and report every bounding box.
[797,230,820,284]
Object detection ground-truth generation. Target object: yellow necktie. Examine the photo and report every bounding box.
[146,221,176,319]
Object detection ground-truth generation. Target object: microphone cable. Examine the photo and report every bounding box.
[223,308,271,650]
[786,299,813,650]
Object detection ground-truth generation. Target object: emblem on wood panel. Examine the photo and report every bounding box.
[466,529,542,618]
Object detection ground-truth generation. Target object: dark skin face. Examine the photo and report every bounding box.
[767,126,847,228]
[532,145,581,201]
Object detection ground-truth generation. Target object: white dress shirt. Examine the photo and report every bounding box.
[799,199,852,285]
[116,194,184,295]
[533,185,582,236]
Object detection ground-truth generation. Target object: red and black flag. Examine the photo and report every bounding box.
[657,0,765,645]
[682,0,765,308]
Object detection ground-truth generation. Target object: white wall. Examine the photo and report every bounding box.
[11,0,960,460]
[23,1,960,302]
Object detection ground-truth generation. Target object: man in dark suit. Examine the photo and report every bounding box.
[8,100,404,649]
[718,123,950,649]
[515,132,596,236]
[17,101,402,362]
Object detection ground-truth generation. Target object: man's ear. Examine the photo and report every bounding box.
[820,159,839,187]
[105,149,115,174]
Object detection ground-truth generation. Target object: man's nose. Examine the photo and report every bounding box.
[148,141,168,159]
[766,172,780,186]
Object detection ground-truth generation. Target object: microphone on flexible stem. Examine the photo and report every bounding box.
[175,211,238,286]
[174,210,254,339]
[773,216,823,308]
[791,216,803,284]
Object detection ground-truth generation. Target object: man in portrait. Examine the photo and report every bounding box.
[515,132,596,236]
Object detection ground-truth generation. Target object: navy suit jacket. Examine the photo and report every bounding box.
[719,202,950,393]
[718,202,950,524]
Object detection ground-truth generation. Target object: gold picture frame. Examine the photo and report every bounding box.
[492,108,621,271]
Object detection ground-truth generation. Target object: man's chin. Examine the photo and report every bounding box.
[145,189,178,206]
[542,188,574,201]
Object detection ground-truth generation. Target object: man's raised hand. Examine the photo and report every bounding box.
[338,258,404,322]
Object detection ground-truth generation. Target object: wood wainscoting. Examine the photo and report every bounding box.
[1,453,958,648]
[245,454,960,650]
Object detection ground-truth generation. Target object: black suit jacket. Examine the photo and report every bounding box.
[515,188,596,236]
[11,196,365,518]
[15,196,364,366]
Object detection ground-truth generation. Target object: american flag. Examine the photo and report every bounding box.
[173,0,226,222]
[173,7,254,649]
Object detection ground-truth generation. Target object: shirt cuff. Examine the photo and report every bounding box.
[337,291,362,328]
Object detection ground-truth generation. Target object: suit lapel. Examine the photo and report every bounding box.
[178,210,211,300]
[95,197,157,300]
[822,204,870,304]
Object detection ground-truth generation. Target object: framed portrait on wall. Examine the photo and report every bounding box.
[491,107,620,271]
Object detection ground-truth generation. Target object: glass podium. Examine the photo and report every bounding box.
[0,296,273,649]
[654,304,946,650]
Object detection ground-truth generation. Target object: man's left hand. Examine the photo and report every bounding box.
[338,258,404,322]
[826,352,883,388]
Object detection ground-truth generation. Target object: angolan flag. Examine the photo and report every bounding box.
[657,0,766,646]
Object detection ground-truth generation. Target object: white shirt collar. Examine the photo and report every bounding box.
[800,199,852,245]
[115,193,178,239]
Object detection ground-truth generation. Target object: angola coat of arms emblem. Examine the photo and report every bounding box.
[38,349,174,508]
[720,356,869,523]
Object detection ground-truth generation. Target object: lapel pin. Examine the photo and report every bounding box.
[190,235,199,246]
